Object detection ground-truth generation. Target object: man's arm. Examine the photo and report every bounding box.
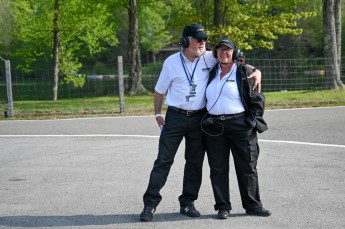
[246,64,261,92]
[154,91,165,127]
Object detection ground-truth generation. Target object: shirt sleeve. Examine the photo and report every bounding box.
[154,60,171,94]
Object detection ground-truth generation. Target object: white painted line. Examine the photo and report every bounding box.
[1,135,344,148]
[259,139,345,148]
[0,134,159,138]
[0,115,155,122]
[266,105,345,112]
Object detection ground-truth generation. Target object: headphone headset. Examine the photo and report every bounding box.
[179,36,190,48]
[212,40,240,61]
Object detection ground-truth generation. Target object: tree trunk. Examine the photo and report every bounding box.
[213,0,229,41]
[127,0,147,95]
[334,0,343,89]
[214,0,222,26]
[323,0,344,90]
[52,0,61,100]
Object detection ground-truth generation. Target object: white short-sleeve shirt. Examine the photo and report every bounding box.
[155,51,217,110]
[206,63,245,115]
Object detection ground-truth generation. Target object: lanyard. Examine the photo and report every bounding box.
[180,52,200,86]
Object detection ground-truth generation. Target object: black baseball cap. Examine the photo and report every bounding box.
[182,24,208,40]
[215,39,237,49]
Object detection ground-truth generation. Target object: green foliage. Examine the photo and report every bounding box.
[167,0,207,38]
[139,6,172,54]
[206,0,317,50]
[62,1,119,54]
[62,74,86,88]
[0,0,12,50]
[93,62,107,75]
[1,0,341,78]
[142,62,163,74]
[341,1,345,56]
[7,0,120,78]
[245,0,324,58]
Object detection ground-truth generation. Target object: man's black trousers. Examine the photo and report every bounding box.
[143,107,206,208]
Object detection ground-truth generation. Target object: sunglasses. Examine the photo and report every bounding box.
[195,38,207,43]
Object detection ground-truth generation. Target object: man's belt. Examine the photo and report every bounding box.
[210,112,246,121]
[168,106,206,116]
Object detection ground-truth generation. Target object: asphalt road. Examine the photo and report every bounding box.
[0,106,344,229]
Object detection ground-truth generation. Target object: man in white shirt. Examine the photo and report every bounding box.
[140,24,262,222]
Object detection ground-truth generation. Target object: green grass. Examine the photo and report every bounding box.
[265,90,345,108]
[1,89,345,120]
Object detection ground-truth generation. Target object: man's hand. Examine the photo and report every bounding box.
[155,115,165,127]
[248,69,261,92]
[154,91,165,129]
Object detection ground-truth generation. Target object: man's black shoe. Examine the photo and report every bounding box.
[140,206,156,222]
[246,207,271,217]
[217,210,230,219]
[180,204,201,217]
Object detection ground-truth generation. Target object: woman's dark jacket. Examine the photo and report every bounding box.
[207,61,268,133]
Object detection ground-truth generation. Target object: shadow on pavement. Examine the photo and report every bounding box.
[0,212,251,227]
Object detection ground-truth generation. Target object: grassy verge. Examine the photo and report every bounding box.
[1,89,345,120]
[265,90,345,108]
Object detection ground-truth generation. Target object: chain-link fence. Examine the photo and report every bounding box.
[0,57,344,117]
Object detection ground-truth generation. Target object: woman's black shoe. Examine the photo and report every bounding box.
[246,207,271,217]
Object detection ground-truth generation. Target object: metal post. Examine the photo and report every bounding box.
[5,60,14,118]
[118,56,125,113]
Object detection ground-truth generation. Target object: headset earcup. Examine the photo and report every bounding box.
[212,50,217,59]
[233,49,239,60]
[180,36,189,48]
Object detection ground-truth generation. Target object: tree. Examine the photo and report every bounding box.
[245,0,325,59]
[0,0,12,58]
[128,0,319,94]
[162,0,317,53]
[127,0,147,95]
[323,0,344,89]
[52,0,61,101]
[139,5,172,63]
[206,0,317,50]
[9,0,120,100]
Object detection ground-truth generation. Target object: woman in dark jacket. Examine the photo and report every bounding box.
[203,39,271,219]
